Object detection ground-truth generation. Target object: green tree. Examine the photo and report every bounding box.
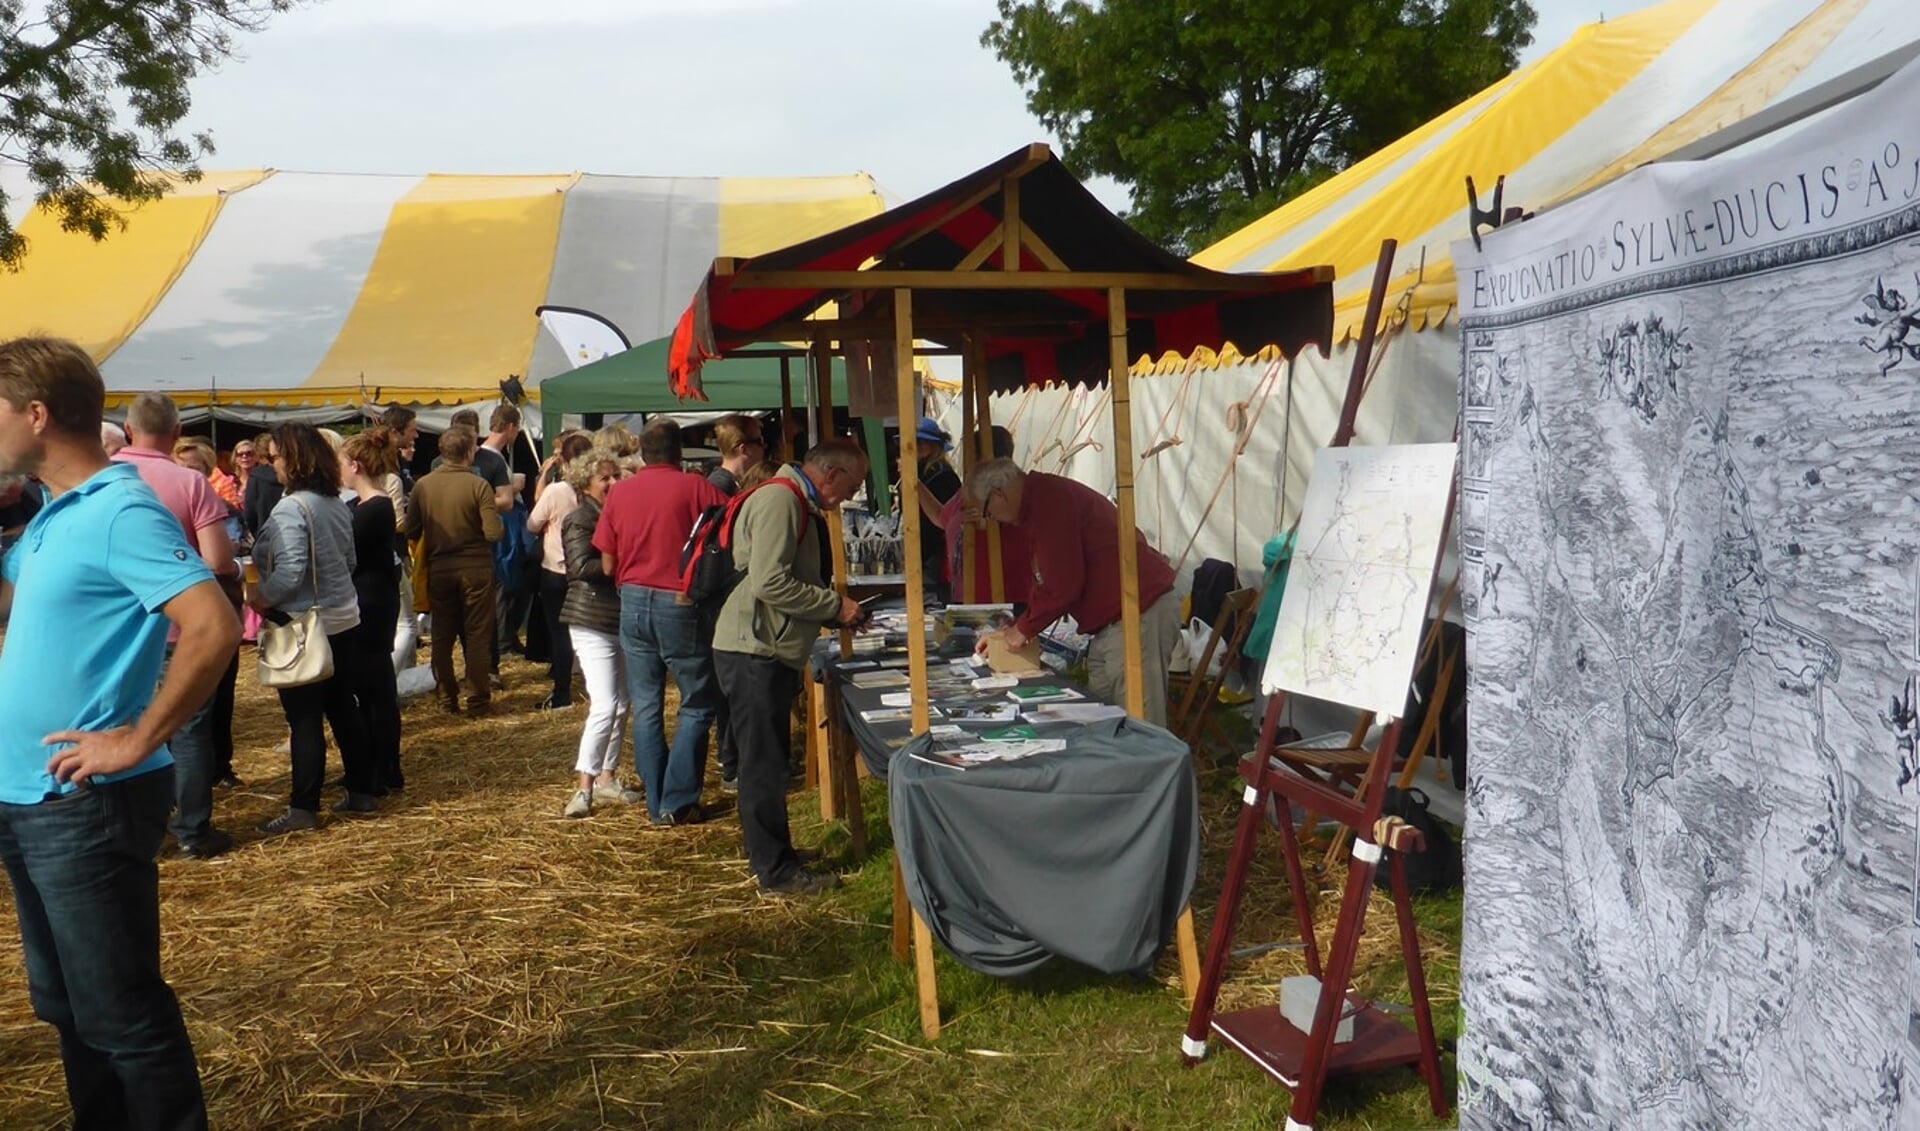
[0,0,298,269]
[983,0,1535,255]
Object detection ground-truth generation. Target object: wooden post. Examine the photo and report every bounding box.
[893,288,942,1040]
[1105,289,1146,720]
[960,339,979,604]
[779,356,795,462]
[815,332,853,662]
[968,338,1006,603]
[1001,177,1021,272]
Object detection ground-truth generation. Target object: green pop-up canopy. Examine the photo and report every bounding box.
[538,334,847,441]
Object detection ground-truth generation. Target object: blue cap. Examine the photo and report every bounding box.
[914,417,951,450]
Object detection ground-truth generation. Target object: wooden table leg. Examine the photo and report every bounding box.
[890,855,910,962]
[1175,907,1201,1006]
[912,910,941,1040]
[812,673,838,820]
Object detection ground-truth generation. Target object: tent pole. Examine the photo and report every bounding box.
[779,357,794,462]
[1332,239,1398,448]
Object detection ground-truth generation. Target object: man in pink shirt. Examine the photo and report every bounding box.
[967,459,1180,727]
[115,393,240,858]
[592,420,727,825]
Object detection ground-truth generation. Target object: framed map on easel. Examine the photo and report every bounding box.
[1264,443,1458,717]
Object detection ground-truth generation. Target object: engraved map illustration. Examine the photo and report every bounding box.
[1263,443,1456,717]
[1456,215,1920,1126]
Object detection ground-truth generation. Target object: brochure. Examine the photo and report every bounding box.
[1022,703,1128,726]
[1005,684,1084,704]
[849,670,910,688]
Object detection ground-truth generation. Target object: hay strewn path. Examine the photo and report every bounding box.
[0,655,1460,1130]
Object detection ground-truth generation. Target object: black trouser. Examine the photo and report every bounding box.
[713,651,802,885]
[701,610,737,781]
[347,618,403,793]
[276,632,376,811]
[210,650,238,782]
[496,580,533,656]
[538,570,573,705]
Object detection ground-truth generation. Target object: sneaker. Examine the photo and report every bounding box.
[258,807,320,836]
[213,773,243,790]
[651,802,706,827]
[466,702,494,719]
[178,828,234,860]
[592,780,644,806]
[720,774,740,795]
[758,868,841,898]
[332,793,379,815]
[536,694,572,712]
[563,789,592,819]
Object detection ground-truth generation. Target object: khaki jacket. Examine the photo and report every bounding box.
[712,465,839,670]
[404,464,502,571]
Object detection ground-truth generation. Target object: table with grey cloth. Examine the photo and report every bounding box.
[814,645,1199,980]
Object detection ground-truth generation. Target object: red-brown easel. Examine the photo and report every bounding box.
[1179,240,1452,1129]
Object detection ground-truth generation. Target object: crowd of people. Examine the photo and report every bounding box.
[0,331,1189,1128]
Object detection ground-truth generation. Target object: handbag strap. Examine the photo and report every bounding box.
[286,495,325,613]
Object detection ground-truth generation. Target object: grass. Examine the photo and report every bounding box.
[0,655,1461,1130]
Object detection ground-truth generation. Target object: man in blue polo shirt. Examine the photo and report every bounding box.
[0,337,239,1131]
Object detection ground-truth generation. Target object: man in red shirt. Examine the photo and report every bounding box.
[593,420,727,825]
[967,459,1180,727]
[936,427,1033,606]
[115,393,241,859]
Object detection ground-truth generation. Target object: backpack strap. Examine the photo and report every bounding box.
[723,476,811,549]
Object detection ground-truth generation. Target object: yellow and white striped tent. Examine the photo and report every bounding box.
[963,0,1920,584]
[0,168,884,414]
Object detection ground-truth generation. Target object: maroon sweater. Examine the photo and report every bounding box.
[1010,472,1175,638]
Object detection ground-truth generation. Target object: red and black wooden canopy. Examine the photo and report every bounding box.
[667,144,1334,398]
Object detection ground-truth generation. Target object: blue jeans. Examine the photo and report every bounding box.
[619,585,719,819]
[163,645,217,845]
[0,768,207,1130]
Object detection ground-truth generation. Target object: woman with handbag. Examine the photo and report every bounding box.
[248,423,378,833]
[558,448,635,817]
[341,427,406,795]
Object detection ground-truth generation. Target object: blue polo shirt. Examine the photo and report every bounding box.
[0,462,212,804]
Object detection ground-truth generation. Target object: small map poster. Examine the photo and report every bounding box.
[1451,56,1920,1130]
[1262,442,1457,716]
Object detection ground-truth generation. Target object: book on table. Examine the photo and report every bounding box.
[1005,684,1084,704]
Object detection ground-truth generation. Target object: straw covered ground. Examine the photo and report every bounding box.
[0,653,1461,1129]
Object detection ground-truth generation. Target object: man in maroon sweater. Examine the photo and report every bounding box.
[966,459,1180,726]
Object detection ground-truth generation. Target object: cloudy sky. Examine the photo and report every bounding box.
[178,0,1659,209]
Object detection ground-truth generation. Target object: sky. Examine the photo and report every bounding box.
[171,0,1663,212]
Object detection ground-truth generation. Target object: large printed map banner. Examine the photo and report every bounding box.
[1453,59,1920,1128]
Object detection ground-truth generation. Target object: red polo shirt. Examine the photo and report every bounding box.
[1011,471,1174,638]
[591,464,725,591]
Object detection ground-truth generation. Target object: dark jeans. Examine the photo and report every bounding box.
[209,651,238,782]
[161,647,218,846]
[276,632,376,811]
[496,581,533,655]
[539,570,573,705]
[714,651,802,885]
[428,564,496,709]
[0,768,207,1130]
[347,620,403,793]
[701,611,737,780]
[619,585,719,820]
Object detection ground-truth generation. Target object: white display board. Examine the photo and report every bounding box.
[1261,442,1457,716]
[1451,54,1920,1131]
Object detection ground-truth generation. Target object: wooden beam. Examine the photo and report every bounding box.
[729,270,1298,293]
[960,337,979,604]
[1001,177,1021,272]
[1019,225,1070,272]
[953,226,1005,273]
[969,340,1005,603]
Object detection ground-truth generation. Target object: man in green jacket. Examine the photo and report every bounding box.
[712,439,866,897]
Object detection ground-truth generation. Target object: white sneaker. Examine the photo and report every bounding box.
[563,789,592,819]
[592,780,644,806]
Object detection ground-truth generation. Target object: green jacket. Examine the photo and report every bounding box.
[712,465,840,670]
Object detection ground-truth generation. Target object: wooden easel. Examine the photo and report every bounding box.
[1179,467,1456,1130]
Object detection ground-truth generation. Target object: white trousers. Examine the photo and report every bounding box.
[569,624,629,777]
